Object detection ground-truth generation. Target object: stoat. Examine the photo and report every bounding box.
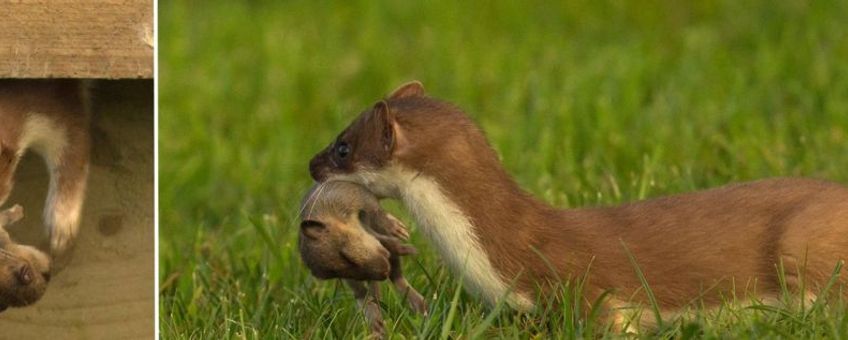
[308,81,848,329]
[0,79,91,257]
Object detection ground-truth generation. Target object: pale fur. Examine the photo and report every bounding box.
[45,170,87,250]
[18,114,86,247]
[18,114,68,163]
[330,164,534,310]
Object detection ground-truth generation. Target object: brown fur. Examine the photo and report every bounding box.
[309,81,848,327]
[0,205,51,312]
[299,181,428,338]
[0,79,91,257]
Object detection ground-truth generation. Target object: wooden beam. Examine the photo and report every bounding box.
[0,0,153,79]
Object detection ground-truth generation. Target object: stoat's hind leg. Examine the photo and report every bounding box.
[773,254,823,308]
[606,299,643,335]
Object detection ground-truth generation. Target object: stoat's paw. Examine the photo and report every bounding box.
[0,204,24,225]
[48,217,80,258]
[8,204,23,221]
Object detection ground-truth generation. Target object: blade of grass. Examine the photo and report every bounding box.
[620,239,663,328]
[440,278,464,340]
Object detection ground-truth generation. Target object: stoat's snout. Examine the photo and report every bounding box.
[308,153,328,182]
[0,258,50,309]
[0,204,51,311]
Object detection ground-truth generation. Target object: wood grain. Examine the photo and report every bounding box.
[0,1,153,79]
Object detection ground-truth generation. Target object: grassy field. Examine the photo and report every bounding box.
[159,1,848,338]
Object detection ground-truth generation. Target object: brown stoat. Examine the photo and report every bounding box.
[0,79,91,257]
[299,181,427,338]
[0,204,51,312]
[309,81,848,327]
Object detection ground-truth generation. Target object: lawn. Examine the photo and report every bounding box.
[159,1,848,338]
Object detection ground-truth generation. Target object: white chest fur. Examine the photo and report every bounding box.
[337,166,534,310]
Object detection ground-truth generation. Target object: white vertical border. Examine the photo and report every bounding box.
[153,0,160,337]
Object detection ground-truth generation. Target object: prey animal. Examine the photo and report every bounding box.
[299,180,427,338]
[0,205,51,312]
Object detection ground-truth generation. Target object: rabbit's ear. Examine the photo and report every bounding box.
[299,220,326,240]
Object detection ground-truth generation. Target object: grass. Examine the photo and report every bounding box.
[159,0,848,338]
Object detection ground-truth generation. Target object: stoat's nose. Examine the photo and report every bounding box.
[309,158,326,182]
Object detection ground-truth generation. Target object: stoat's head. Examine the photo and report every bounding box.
[308,81,427,183]
[0,245,51,312]
[308,81,498,194]
[0,143,20,205]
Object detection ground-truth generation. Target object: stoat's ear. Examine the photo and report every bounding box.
[388,81,425,100]
[372,100,397,153]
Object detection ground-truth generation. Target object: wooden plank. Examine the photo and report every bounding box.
[0,0,153,79]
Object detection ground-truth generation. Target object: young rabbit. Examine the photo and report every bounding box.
[299,181,427,338]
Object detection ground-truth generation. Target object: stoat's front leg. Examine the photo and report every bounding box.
[44,125,90,257]
[0,205,24,246]
[0,204,23,227]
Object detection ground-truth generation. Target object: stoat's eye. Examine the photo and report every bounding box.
[335,142,351,159]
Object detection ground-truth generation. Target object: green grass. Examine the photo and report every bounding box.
[159,0,848,338]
